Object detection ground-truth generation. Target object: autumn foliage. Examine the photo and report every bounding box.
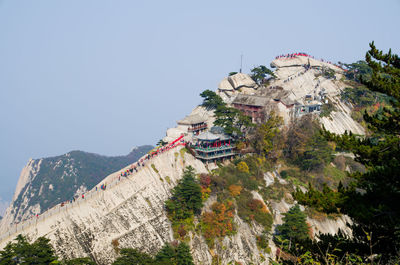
[228,184,242,197]
[199,174,212,200]
[237,161,249,173]
[201,201,236,246]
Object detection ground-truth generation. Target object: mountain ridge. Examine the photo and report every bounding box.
[0,145,153,234]
[0,54,375,264]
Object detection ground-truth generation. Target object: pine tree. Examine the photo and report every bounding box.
[112,248,154,265]
[250,65,276,84]
[0,243,15,265]
[165,166,202,220]
[277,204,310,249]
[214,105,252,137]
[200,90,225,110]
[176,243,194,265]
[324,42,400,260]
[0,235,58,264]
[155,244,176,264]
[300,133,333,171]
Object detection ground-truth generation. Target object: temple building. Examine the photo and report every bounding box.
[294,102,322,116]
[192,127,235,163]
[177,114,208,135]
[232,94,269,123]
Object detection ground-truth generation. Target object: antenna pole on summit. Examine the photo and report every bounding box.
[240,54,243,73]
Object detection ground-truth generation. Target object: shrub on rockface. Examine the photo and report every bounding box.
[237,161,249,173]
[200,201,236,247]
[236,190,273,231]
[293,183,343,214]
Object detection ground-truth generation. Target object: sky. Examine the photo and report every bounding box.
[0,0,399,204]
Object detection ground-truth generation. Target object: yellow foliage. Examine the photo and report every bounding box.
[237,161,249,173]
[228,184,242,197]
[235,141,246,150]
[257,156,266,165]
[328,141,336,151]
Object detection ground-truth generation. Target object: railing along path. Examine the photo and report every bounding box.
[0,135,186,244]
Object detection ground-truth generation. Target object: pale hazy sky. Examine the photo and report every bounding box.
[0,0,399,202]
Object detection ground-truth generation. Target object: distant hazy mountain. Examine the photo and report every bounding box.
[0,198,9,217]
[0,145,152,230]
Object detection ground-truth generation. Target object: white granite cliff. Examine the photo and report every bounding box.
[0,147,351,264]
[0,55,360,264]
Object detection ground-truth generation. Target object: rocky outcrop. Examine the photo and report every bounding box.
[218,73,258,91]
[320,98,364,135]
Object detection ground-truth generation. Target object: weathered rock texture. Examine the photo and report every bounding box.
[0,148,207,264]
[0,146,152,235]
[0,56,359,264]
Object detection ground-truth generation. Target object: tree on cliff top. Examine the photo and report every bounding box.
[250,65,276,84]
[200,90,253,137]
[200,89,225,110]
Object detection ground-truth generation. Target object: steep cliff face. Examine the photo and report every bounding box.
[0,147,350,265]
[0,146,153,234]
[0,56,361,264]
[0,147,207,264]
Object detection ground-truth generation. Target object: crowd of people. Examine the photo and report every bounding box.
[275,52,313,59]
[275,52,344,70]
[283,64,311,84]
[6,135,187,238]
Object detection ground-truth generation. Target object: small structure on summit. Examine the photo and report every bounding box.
[294,102,322,116]
[232,94,269,123]
[192,127,235,163]
[177,114,208,135]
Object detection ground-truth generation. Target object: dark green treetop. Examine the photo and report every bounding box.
[199,90,253,137]
[276,204,310,249]
[165,166,203,220]
[0,234,58,265]
[323,42,400,260]
[200,89,225,110]
[250,65,276,84]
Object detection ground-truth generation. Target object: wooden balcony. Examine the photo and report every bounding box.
[188,123,208,132]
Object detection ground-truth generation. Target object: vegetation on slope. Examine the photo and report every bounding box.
[0,234,94,265]
[12,145,153,221]
[292,42,400,264]
[196,79,380,263]
[200,89,252,137]
[113,242,194,265]
[275,204,311,251]
[0,234,195,265]
[4,43,398,265]
[165,166,203,240]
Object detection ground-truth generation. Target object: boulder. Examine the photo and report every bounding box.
[218,73,257,91]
